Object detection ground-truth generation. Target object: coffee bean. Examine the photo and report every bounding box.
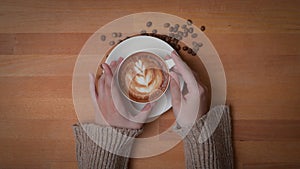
[188,27,194,33]
[178,31,183,36]
[192,47,199,53]
[183,28,189,33]
[192,41,197,46]
[109,41,115,46]
[140,30,146,34]
[187,19,193,25]
[192,41,203,47]
[146,21,152,27]
[164,23,170,28]
[191,33,198,38]
[200,25,206,31]
[165,36,171,42]
[100,35,106,41]
[174,24,179,28]
[183,32,188,37]
[169,26,174,32]
[169,33,175,38]
[171,38,179,44]
[152,29,158,34]
[118,32,122,37]
[173,27,178,33]
[112,32,118,37]
[183,46,188,51]
[191,51,197,56]
[176,35,182,40]
[187,48,193,54]
[181,24,187,29]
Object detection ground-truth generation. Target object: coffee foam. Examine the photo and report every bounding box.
[118,52,169,102]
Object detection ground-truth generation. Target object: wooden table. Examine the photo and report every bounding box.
[0,0,299,168]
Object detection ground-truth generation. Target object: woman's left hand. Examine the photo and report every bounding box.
[89,58,154,129]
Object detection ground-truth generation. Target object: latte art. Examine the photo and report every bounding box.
[118,52,169,103]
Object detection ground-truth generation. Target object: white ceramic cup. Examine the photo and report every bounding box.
[117,51,175,104]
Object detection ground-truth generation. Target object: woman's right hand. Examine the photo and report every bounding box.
[168,51,208,128]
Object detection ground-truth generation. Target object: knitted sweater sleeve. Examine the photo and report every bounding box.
[72,123,142,169]
[173,105,234,169]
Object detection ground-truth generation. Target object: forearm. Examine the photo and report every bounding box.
[73,123,142,169]
[174,106,234,169]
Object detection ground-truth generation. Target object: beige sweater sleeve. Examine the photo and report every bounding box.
[73,105,234,169]
[173,105,234,169]
[72,123,142,169]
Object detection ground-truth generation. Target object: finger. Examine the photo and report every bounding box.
[117,57,124,64]
[98,73,105,99]
[89,73,97,100]
[170,51,198,93]
[102,63,113,92]
[111,57,124,73]
[169,71,183,117]
[110,61,117,68]
[110,61,118,73]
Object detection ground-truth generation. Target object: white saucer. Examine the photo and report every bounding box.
[105,36,183,118]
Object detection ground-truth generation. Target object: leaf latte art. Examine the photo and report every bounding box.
[118,52,169,103]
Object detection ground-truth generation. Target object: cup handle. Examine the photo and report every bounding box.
[165,59,175,69]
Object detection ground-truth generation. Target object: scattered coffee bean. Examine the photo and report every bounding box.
[178,31,183,36]
[183,46,188,51]
[146,21,152,27]
[181,24,187,29]
[140,30,146,34]
[165,36,171,42]
[173,27,178,33]
[191,51,197,56]
[192,41,203,47]
[118,32,122,37]
[109,41,115,46]
[192,47,199,53]
[164,23,170,28]
[183,32,188,37]
[112,32,118,37]
[174,24,179,28]
[152,29,158,34]
[187,48,193,54]
[100,35,106,41]
[171,38,179,44]
[183,28,189,33]
[191,33,198,38]
[200,25,206,31]
[188,27,194,33]
[169,33,175,38]
[192,41,198,47]
[169,26,174,32]
[176,35,182,40]
[187,19,193,25]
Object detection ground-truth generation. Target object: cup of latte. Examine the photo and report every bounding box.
[117,51,175,103]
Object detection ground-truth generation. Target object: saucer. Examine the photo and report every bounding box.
[105,36,184,118]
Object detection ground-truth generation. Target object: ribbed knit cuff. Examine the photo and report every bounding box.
[174,105,234,169]
[73,123,143,169]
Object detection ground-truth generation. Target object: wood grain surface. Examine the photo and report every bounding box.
[0,0,300,169]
